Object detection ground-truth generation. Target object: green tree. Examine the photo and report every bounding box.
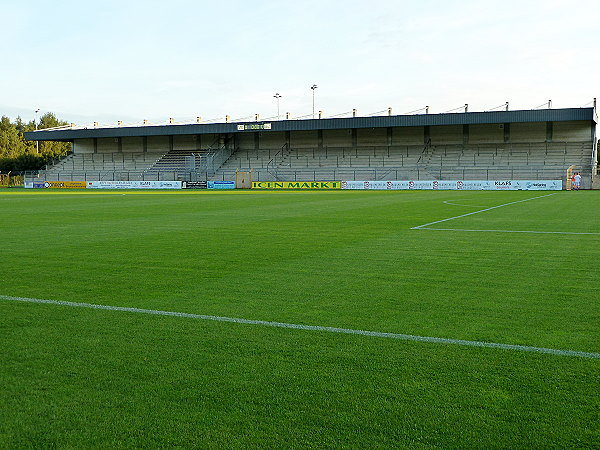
[0,112,71,171]
[36,112,71,159]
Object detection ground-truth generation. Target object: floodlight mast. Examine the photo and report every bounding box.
[34,108,40,153]
[274,93,282,120]
[311,84,318,118]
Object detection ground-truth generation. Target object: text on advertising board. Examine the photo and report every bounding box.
[87,181,182,189]
[340,180,562,190]
[44,181,87,189]
[236,123,272,131]
[207,181,235,189]
[252,181,341,190]
[182,181,208,189]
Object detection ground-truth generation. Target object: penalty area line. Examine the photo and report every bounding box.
[417,227,600,236]
[412,193,558,230]
[442,200,490,207]
[1,294,599,360]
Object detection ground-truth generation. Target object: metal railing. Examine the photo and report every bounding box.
[43,150,74,170]
[198,145,235,176]
[24,170,208,182]
[26,164,590,185]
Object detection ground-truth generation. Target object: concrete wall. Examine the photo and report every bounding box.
[258,131,286,149]
[96,138,119,153]
[392,127,424,145]
[173,135,196,151]
[122,137,144,152]
[553,121,593,141]
[235,133,255,150]
[199,134,220,150]
[510,122,546,142]
[430,125,463,144]
[290,131,318,148]
[147,136,170,153]
[469,124,504,144]
[72,120,594,155]
[357,128,388,146]
[322,129,352,147]
[73,139,94,153]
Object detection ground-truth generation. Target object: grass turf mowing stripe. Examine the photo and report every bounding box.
[411,193,558,230]
[2,294,599,360]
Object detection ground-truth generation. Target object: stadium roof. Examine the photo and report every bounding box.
[25,107,597,142]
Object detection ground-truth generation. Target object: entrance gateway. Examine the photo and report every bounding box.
[235,169,253,189]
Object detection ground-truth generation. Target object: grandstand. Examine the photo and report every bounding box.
[25,107,598,187]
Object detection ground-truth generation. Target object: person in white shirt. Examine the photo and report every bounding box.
[573,172,581,190]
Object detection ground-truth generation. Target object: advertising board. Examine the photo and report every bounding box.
[182,181,208,189]
[207,181,235,190]
[237,123,272,131]
[87,181,182,189]
[44,181,87,189]
[26,181,85,189]
[252,181,341,190]
[341,180,562,191]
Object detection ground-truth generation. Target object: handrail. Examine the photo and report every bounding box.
[43,149,74,171]
[417,139,432,164]
[266,143,290,180]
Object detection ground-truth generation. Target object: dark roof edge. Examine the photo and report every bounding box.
[25,107,597,141]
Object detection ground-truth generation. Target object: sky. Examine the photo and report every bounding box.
[1,0,598,126]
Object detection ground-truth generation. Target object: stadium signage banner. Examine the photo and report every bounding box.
[252,181,341,190]
[341,180,562,190]
[87,181,182,189]
[207,181,235,189]
[44,181,87,189]
[237,123,272,131]
[26,181,88,189]
[182,181,207,189]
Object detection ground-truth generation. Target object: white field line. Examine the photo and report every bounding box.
[416,227,600,235]
[412,193,558,230]
[417,193,600,235]
[442,200,489,207]
[1,295,599,360]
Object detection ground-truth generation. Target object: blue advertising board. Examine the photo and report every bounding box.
[207,181,235,190]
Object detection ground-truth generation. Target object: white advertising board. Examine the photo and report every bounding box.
[341,180,562,191]
[86,181,182,189]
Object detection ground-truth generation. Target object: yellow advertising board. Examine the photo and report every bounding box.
[44,181,87,189]
[252,181,341,190]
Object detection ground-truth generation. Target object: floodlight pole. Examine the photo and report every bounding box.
[274,93,282,120]
[34,108,40,154]
[311,84,318,119]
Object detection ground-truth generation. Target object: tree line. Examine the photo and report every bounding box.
[0,113,71,172]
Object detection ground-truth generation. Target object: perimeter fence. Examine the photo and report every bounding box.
[23,164,592,188]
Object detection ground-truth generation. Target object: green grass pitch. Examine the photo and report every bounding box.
[1,189,599,448]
